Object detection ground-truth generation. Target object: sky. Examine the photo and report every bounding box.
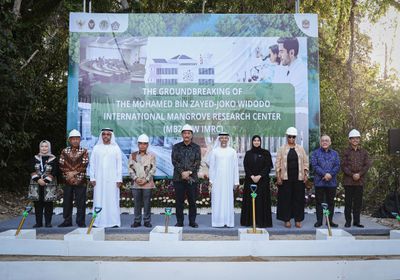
[359,6,400,77]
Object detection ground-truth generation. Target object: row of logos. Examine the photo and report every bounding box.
[76,19,121,31]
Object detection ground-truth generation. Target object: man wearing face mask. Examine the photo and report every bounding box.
[171,124,201,228]
[58,129,89,228]
[89,128,123,228]
[208,132,239,228]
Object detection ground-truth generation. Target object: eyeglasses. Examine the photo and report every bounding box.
[287,135,296,139]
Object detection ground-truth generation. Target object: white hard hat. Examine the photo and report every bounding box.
[68,129,81,138]
[348,129,361,138]
[285,127,298,136]
[137,134,149,143]
[181,124,193,132]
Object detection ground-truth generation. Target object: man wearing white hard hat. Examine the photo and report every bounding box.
[58,129,89,227]
[171,124,201,228]
[341,129,371,228]
[128,134,156,228]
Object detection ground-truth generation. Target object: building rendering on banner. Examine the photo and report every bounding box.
[147,54,215,85]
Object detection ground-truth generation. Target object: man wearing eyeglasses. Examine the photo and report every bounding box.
[311,135,340,228]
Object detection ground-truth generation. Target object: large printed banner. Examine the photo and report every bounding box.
[68,13,320,176]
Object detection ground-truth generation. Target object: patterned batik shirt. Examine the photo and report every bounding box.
[59,147,89,186]
[311,147,340,187]
[171,141,201,183]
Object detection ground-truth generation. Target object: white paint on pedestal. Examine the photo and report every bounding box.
[238,228,270,241]
[0,229,36,240]
[64,228,105,241]
[390,230,400,239]
[149,226,182,241]
[315,229,355,240]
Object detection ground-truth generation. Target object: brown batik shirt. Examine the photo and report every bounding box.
[341,146,371,186]
[59,147,89,186]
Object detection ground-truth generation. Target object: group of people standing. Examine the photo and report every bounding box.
[29,124,370,230]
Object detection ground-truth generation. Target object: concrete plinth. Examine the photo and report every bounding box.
[315,229,355,240]
[64,228,105,241]
[390,230,400,239]
[0,230,36,240]
[149,226,182,241]
[238,228,269,241]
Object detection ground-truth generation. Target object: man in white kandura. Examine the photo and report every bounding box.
[208,132,239,228]
[89,128,123,228]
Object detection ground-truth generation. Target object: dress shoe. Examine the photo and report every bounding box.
[58,221,72,227]
[295,222,302,228]
[329,222,338,228]
[33,224,42,228]
[144,222,152,228]
[131,222,141,228]
[344,222,351,228]
[284,221,291,228]
[45,223,52,228]
[353,223,364,228]
[77,223,86,228]
[175,222,183,227]
[189,222,199,228]
[314,222,322,228]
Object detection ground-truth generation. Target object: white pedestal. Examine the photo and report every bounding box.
[64,228,105,241]
[149,226,183,241]
[390,230,400,239]
[0,230,36,240]
[238,228,270,241]
[315,229,355,240]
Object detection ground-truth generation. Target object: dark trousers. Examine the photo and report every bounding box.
[34,200,53,226]
[62,184,87,225]
[132,188,152,223]
[344,185,363,224]
[315,186,337,223]
[174,181,197,224]
[277,180,305,222]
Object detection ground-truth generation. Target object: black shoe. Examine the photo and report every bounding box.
[58,221,72,227]
[330,222,338,228]
[314,222,322,228]
[33,224,42,228]
[45,223,52,228]
[189,222,199,228]
[174,222,183,227]
[131,222,141,228]
[345,222,351,228]
[77,223,86,228]
[144,222,152,228]
[111,225,119,228]
[354,223,364,228]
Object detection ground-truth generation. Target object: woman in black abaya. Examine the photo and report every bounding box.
[240,135,273,228]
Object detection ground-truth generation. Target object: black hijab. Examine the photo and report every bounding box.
[251,135,264,154]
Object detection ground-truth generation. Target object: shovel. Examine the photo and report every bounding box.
[15,206,33,236]
[87,207,102,234]
[321,203,332,236]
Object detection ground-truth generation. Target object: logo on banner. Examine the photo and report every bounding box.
[88,19,95,29]
[302,19,310,29]
[76,20,85,29]
[99,20,109,30]
[111,21,120,31]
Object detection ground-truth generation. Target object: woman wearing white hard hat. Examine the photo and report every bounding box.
[275,127,309,228]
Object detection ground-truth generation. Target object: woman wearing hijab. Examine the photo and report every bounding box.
[29,140,57,228]
[240,135,273,228]
[275,127,309,228]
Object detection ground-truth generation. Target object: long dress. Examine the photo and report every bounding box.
[208,146,239,227]
[240,148,273,228]
[90,143,122,227]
